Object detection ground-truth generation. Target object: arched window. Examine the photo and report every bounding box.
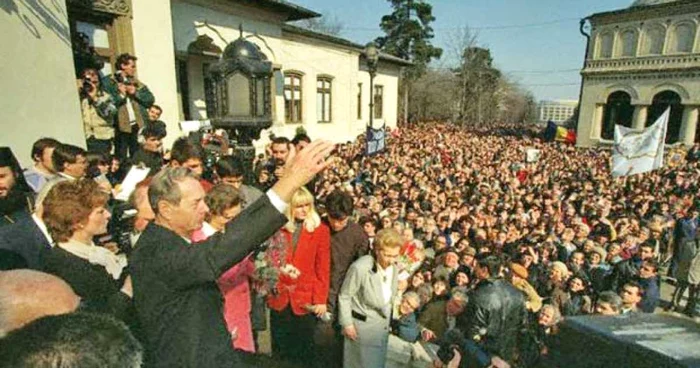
[284,72,303,123]
[672,23,696,53]
[642,25,665,55]
[601,91,633,140]
[647,91,683,144]
[598,32,614,59]
[620,30,638,57]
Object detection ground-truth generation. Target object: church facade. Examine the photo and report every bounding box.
[577,0,700,147]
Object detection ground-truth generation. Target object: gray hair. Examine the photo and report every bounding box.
[402,291,421,306]
[149,167,196,215]
[597,291,623,312]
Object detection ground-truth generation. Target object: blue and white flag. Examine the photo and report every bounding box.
[365,125,386,156]
[611,108,669,178]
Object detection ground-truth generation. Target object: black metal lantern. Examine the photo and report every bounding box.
[206,26,273,145]
[205,26,273,184]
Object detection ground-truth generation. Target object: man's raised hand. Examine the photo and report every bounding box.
[272,140,335,202]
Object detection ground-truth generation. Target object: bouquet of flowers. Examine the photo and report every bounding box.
[252,231,300,296]
[397,240,425,274]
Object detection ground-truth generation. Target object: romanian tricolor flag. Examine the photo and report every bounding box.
[544,121,576,144]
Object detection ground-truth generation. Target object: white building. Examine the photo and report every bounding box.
[538,100,578,125]
[2,0,409,167]
[577,0,700,147]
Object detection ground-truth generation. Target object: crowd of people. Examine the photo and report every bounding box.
[0,119,699,368]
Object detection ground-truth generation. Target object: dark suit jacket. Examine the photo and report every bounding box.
[327,221,369,312]
[42,247,132,322]
[0,211,51,269]
[129,195,286,368]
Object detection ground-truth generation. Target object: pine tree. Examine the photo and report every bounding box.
[375,0,442,80]
[375,0,442,122]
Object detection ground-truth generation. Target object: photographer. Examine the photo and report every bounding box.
[79,68,117,155]
[102,53,155,161]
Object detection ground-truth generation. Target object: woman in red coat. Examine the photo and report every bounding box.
[268,187,331,366]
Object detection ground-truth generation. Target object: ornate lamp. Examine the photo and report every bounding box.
[206,26,273,183]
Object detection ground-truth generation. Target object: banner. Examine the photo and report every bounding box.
[525,148,541,163]
[611,108,669,178]
[365,125,386,156]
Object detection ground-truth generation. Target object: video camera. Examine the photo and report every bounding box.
[180,120,230,182]
[104,201,139,254]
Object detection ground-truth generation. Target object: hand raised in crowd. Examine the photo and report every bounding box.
[272,140,334,202]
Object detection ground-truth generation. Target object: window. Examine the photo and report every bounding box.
[284,72,303,123]
[357,83,362,119]
[642,25,665,55]
[598,32,613,59]
[373,85,383,119]
[316,76,332,123]
[672,23,695,53]
[620,30,637,57]
[70,17,117,76]
[601,91,633,140]
[176,59,191,120]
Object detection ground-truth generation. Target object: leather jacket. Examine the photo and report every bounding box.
[458,278,527,364]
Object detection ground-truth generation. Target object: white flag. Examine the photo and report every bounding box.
[611,108,669,178]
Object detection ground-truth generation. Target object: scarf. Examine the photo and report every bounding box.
[59,239,127,280]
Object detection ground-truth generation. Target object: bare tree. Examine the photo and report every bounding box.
[291,11,344,36]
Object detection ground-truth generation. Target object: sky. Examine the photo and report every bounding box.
[292,0,633,102]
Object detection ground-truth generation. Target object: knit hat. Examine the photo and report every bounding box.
[510,263,529,279]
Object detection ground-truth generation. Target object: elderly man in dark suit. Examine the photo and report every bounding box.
[338,228,403,368]
[129,140,334,368]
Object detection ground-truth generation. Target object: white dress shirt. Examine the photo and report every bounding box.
[378,264,394,304]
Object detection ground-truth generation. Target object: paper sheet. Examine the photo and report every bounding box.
[115,166,150,201]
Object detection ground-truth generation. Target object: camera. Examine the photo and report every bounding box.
[106,201,139,254]
[114,71,132,85]
[82,80,94,93]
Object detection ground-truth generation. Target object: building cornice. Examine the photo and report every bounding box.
[582,53,700,75]
[229,0,319,21]
[281,25,413,67]
[67,0,131,16]
[588,0,700,25]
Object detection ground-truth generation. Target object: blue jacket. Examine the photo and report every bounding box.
[391,312,420,342]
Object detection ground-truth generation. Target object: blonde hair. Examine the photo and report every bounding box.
[374,229,404,251]
[284,187,321,233]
